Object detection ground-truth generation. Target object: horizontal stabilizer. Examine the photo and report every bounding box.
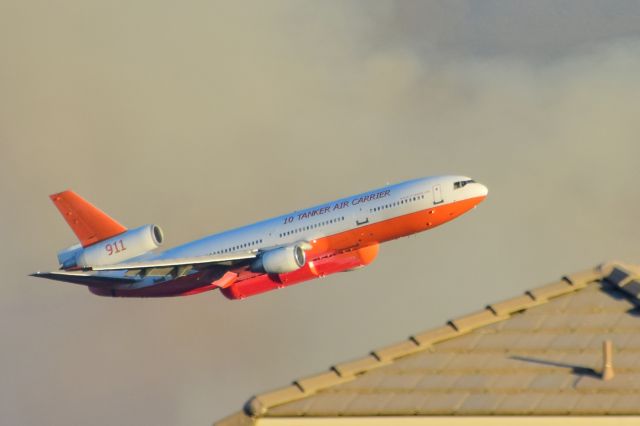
[31,271,137,287]
[50,190,127,247]
[91,251,257,272]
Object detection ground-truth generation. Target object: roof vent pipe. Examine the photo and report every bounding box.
[602,340,615,381]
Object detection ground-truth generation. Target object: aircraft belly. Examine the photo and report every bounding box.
[89,268,222,297]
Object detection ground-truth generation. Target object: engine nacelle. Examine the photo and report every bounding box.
[251,244,306,274]
[58,224,164,268]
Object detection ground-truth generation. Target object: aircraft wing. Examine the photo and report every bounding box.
[90,251,257,272]
[32,252,258,286]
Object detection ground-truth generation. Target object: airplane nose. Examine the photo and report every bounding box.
[477,183,488,198]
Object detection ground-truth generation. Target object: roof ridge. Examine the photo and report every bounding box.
[601,261,640,302]
[230,264,605,421]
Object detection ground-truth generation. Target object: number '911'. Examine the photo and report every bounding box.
[105,240,126,256]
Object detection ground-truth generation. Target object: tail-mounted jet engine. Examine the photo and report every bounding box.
[251,244,306,274]
[57,225,164,269]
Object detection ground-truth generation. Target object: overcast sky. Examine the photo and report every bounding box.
[2,1,640,425]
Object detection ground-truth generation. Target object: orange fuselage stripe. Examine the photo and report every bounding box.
[305,195,484,260]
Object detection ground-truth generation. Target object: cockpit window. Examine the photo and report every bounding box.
[453,179,475,189]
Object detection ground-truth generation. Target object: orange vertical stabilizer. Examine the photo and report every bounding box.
[49,190,127,247]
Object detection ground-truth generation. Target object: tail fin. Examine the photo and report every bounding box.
[50,190,127,247]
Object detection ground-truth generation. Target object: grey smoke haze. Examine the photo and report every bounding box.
[1,1,640,424]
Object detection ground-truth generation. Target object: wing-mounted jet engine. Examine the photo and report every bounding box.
[250,244,306,274]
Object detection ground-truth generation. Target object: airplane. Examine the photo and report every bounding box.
[31,175,488,299]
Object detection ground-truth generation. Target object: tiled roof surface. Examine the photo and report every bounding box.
[216,263,640,424]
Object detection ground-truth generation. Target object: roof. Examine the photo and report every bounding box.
[216,262,640,425]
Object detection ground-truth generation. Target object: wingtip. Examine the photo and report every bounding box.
[49,190,72,201]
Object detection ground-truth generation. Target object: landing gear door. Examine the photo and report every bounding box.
[433,185,443,205]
